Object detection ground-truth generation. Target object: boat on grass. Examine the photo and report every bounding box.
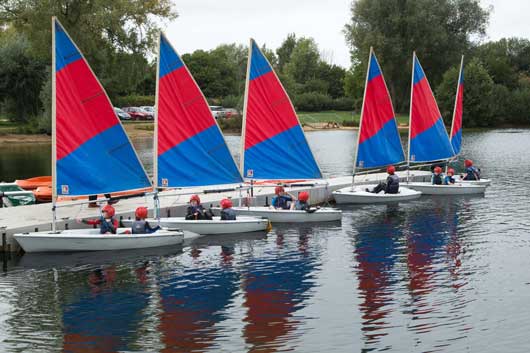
[0,182,36,206]
[332,48,421,204]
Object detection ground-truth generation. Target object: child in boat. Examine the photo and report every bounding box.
[78,205,118,234]
[294,191,310,211]
[185,194,213,220]
[131,207,160,234]
[463,159,481,180]
[220,198,237,220]
[432,166,444,185]
[444,168,456,185]
[367,165,399,194]
[271,186,295,210]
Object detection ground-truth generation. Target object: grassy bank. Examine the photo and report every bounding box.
[298,111,409,126]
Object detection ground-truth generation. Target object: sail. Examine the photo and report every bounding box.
[241,39,322,180]
[356,50,404,169]
[450,57,464,155]
[409,54,454,163]
[156,33,243,187]
[53,19,150,196]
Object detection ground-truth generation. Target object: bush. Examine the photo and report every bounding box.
[331,97,354,111]
[220,94,243,110]
[292,92,332,111]
[113,95,155,108]
[217,115,242,132]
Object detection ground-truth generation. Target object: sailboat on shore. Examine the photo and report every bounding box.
[332,48,421,204]
[14,18,185,252]
[120,33,270,234]
[405,53,486,195]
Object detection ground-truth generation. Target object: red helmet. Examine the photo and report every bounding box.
[190,194,201,203]
[220,198,233,209]
[434,166,442,174]
[387,165,396,175]
[447,168,455,176]
[298,191,309,202]
[464,159,473,167]
[102,205,115,217]
[135,206,148,219]
[275,186,285,195]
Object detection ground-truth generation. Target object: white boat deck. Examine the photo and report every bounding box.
[0,171,431,252]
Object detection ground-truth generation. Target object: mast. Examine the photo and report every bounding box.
[51,17,57,232]
[351,47,373,189]
[449,55,464,157]
[153,33,161,191]
[239,39,252,177]
[406,52,415,182]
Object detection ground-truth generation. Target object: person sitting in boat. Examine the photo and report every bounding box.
[78,205,118,234]
[463,159,481,180]
[185,194,213,220]
[366,165,400,194]
[444,168,456,185]
[294,191,310,211]
[432,166,444,185]
[271,186,295,210]
[131,206,160,234]
[220,198,237,220]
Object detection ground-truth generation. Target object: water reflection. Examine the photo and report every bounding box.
[242,227,319,352]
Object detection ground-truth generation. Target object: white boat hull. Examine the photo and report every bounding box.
[13,228,185,253]
[333,185,422,204]
[406,182,486,195]
[458,178,491,186]
[220,206,342,223]
[122,216,270,235]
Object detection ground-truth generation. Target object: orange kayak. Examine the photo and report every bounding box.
[33,186,53,203]
[16,176,52,190]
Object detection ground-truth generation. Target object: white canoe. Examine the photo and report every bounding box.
[13,228,185,253]
[122,216,270,235]
[332,185,422,204]
[214,206,342,223]
[405,182,487,195]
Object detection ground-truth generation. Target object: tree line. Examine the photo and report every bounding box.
[1,0,530,131]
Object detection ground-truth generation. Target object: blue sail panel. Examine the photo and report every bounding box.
[357,119,404,168]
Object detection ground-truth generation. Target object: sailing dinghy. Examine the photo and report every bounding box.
[332,48,421,204]
[14,19,184,252]
[405,53,486,195]
[226,39,341,222]
[447,57,490,186]
[121,33,269,234]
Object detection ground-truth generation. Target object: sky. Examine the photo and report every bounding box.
[164,0,530,69]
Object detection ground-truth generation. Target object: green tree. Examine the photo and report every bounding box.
[344,0,490,112]
[276,33,297,73]
[285,38,320,84]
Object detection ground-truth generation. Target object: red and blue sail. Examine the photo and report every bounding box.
[356,50,404,169]
[242,39,322,180]
[450,57,464,155]
[157,33,243,187]
[409,54,454,163]
[54,19,150,196]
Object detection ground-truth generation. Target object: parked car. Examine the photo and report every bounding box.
[140,106,155,119]
[114,107,131,120]
[122,107,152,120]
[223,108,240,119]
[209,106,226,119]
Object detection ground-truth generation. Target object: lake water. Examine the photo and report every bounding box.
[1,129,530,352]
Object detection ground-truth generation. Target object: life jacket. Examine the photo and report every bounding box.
[385,174,400,194]
[464,166,480,180]
[220,208,237,220]
[444,175,455,185]
[132,220,147,234]
[99,217,117,234]
[294,200,309,211]
[272,195,292,210]
[432,174,443,185]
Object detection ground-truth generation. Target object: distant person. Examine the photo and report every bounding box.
[271,186,295,210]
[463,159,481,181]
[131,206,160,234]
[185,194,213,220]
[294,191,311,211]
[219,198,237,220]
[444,168,456,185]
[366,165,400,194]
[432,166,444,185]
[77,205,118,234]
